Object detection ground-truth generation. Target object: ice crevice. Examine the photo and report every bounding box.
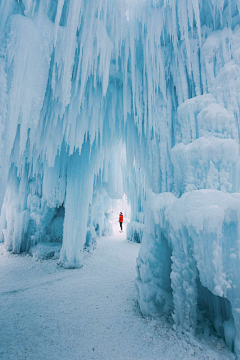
[1,0,240,356]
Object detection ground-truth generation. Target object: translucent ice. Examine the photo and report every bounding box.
[1,0,240,356]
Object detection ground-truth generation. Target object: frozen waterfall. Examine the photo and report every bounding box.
[1,0,240,357]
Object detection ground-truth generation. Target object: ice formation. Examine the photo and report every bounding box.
[1,0,240,356]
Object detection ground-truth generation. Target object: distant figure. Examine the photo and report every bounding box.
[119,212,123,231]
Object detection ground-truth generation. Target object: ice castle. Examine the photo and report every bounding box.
[1,0,240,356]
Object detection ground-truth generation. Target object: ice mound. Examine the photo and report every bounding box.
[136,189,240,353]
[29,242,61,260]
[171,137,239,195]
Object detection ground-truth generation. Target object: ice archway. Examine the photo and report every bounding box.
[1,0,240,356]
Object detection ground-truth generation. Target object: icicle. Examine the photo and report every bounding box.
[54,0,65,46]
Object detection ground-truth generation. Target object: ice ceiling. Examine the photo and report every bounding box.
[1,0,240,356]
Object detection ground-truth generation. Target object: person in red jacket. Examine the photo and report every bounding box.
[119,212,123,231]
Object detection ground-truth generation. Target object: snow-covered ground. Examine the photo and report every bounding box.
[0,222,234,360]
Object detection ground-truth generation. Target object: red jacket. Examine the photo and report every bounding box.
[119,214,123,223]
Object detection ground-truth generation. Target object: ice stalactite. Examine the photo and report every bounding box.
[1,0,240,356]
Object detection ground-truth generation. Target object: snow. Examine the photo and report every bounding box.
[29,242,61,260]
[0,226,234,360]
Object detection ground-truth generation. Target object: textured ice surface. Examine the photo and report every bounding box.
[29,242,61,260]
[1,0,240,356]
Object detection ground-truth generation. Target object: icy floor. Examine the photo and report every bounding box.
[0,223,235,360]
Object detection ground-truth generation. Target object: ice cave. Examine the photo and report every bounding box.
[1,0,240,358]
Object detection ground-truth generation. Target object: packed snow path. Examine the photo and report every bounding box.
[0,229,234,360]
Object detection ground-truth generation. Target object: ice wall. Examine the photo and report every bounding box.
[137,191,240,346]
[1,0,240,355]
